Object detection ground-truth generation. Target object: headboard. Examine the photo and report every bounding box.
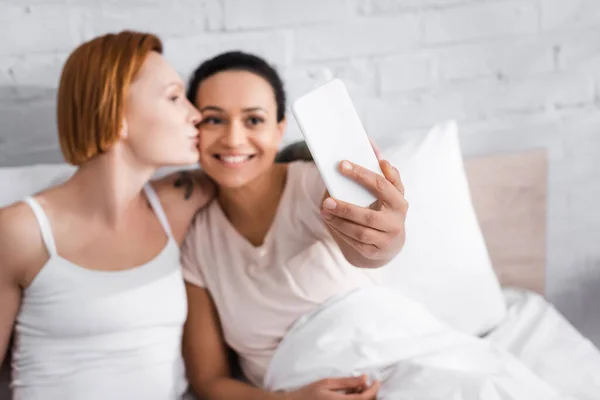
[465,149,547,295]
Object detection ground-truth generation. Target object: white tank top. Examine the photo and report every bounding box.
[11,185,189,400]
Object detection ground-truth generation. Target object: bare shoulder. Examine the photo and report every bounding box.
[0,202,47,287]
[151,169,215,245]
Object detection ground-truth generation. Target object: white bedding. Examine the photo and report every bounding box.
[485,288,600,400]
[2,288,599,400]
[264,286,599,399]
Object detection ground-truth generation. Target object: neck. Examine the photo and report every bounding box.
[63,147,157,228]
[217,164,287,229]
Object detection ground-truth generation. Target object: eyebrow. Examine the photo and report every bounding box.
[200,106,224,113]
[199,106,268,113]
[242,107,267,113]
[165,82,184,90]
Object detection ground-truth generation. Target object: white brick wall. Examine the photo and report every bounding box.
[0,0,599,345]
[541,0,600,32]
[223,0,349,30]
[421,1,539,44]
[295,15,421,61]
[164,30,293,76]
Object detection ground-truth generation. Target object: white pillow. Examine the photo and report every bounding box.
[375,120,507,336]
[0,163,75,208]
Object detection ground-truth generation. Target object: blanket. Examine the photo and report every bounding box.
[264,286,563,399]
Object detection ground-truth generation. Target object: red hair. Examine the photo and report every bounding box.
[56,31,163,165]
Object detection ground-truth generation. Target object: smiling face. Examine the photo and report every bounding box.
[194,69,286,189]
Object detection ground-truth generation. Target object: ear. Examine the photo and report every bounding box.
[120,119,129,140]
[276,117,287,140]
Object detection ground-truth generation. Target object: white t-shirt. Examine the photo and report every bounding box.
[181,161,377,386]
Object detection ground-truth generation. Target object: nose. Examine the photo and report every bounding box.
[186,99,202,127]
[222,120,247,147]
[189,107,202,127]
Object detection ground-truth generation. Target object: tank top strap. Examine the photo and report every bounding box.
[23,196,58,257]
[143,184,174,240]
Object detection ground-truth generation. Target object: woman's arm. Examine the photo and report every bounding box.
[0,260,20,368]
[183,283,284,400]
[183,284,379,400]
[0,205,33,365]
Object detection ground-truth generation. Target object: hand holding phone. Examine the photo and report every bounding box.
[292,79,382,208]
[292,79,408,264]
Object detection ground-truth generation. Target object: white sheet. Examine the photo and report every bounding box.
[485,288,600,400]
[264,286,565,399]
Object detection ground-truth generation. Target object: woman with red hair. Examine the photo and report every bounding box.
[0,31,213,399]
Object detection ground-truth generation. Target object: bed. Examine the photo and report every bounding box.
[1,144,598,399]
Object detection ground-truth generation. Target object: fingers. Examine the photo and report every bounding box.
[379,159,404,196]
[322,375,367,391]
[317,375,380,400]
[347,380,380,399]
[322,198,391,232]
[322,213,388,247]
[327,224,380,259]
[338,160,404,209]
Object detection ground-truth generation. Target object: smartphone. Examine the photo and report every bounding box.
[291,78,383,208]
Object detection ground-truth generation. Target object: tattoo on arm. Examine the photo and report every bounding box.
[173,171,195,200]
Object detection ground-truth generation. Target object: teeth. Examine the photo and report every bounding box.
[220,155,251,164]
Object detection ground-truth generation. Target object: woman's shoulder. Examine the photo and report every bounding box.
[0,201,48,286]
[181,199,222,252]
[151,170,216,245]
[286,159,317,173]
[0,200,39,239]
[285,161,325,205]
[284,160,317,188]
